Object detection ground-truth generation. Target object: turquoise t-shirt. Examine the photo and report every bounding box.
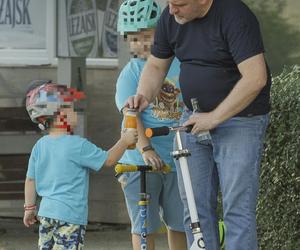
[115,58,183,171]
[27,135,108,225]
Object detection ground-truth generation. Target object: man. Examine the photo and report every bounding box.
[126,0,271,249]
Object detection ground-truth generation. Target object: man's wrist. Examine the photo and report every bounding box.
[210,110,223,128]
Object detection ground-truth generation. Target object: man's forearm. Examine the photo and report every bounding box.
[137,55,172,102]
[211,54,267,126]
[211,76,266,126]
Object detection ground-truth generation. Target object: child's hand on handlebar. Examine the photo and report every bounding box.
[142,150,164,171]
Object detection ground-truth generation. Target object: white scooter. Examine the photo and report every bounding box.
[145,125,225,250]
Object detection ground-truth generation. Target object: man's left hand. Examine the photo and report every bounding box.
[183,112,218,135]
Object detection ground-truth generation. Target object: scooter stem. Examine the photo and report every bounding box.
[175,131,206,249]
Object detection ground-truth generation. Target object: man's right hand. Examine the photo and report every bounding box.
[125,94,150,112]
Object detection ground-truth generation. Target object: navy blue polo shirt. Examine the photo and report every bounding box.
[151,0,271,116]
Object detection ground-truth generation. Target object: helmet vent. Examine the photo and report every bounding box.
[130,1,137,6]
[150,10,157,19]
[138,7,144,13]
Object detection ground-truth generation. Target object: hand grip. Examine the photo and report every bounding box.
[115,164,138,174]
[145,126,170,138]
[115,164,171,174]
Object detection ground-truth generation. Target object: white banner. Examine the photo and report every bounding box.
[0,0,46,49]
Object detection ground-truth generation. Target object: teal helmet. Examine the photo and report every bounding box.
[118,0,161,35]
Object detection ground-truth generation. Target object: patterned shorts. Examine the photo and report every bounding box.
[39,217,86,250]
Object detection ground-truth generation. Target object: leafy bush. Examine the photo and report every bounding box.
[257,66,300,249]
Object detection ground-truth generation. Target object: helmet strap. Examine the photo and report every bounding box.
[38,123,46,130]
[37,118,50,130]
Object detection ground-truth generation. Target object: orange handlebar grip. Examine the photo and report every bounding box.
[145,128,153,138]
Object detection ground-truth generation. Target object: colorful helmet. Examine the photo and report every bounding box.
[25,82,85,125]
[117,0,161,35]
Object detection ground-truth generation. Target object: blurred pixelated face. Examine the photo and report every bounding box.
[168,0,204,24]
[126,29,155,59]
[55,106,78,129]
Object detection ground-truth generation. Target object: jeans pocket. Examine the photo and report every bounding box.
[117,173,129,190]
[196,138,212,146]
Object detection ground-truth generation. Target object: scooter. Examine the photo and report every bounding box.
[115,164,171,250]
[145,125,225,250]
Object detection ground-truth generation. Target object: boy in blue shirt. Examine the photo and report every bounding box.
[115,0,187,249]
[23,82,137,249]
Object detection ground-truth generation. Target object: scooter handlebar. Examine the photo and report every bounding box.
[145,125,193,138]
[115,164,171,174]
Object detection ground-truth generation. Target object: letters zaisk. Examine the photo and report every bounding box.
[0,0,31,28]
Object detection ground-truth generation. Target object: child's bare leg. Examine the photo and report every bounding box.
[167,229,187,250]
[132,233,155,250]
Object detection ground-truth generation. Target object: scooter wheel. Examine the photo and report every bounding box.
[197,238,205,249]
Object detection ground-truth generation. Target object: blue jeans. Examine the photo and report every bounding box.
[175,110,269,250]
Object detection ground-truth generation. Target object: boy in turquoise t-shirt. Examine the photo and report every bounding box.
[115,0,187,249]
[23,81,137,249]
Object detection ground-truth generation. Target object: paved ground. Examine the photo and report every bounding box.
[0,217,169,250]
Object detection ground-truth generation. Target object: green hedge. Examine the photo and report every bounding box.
[257,66,300,249]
